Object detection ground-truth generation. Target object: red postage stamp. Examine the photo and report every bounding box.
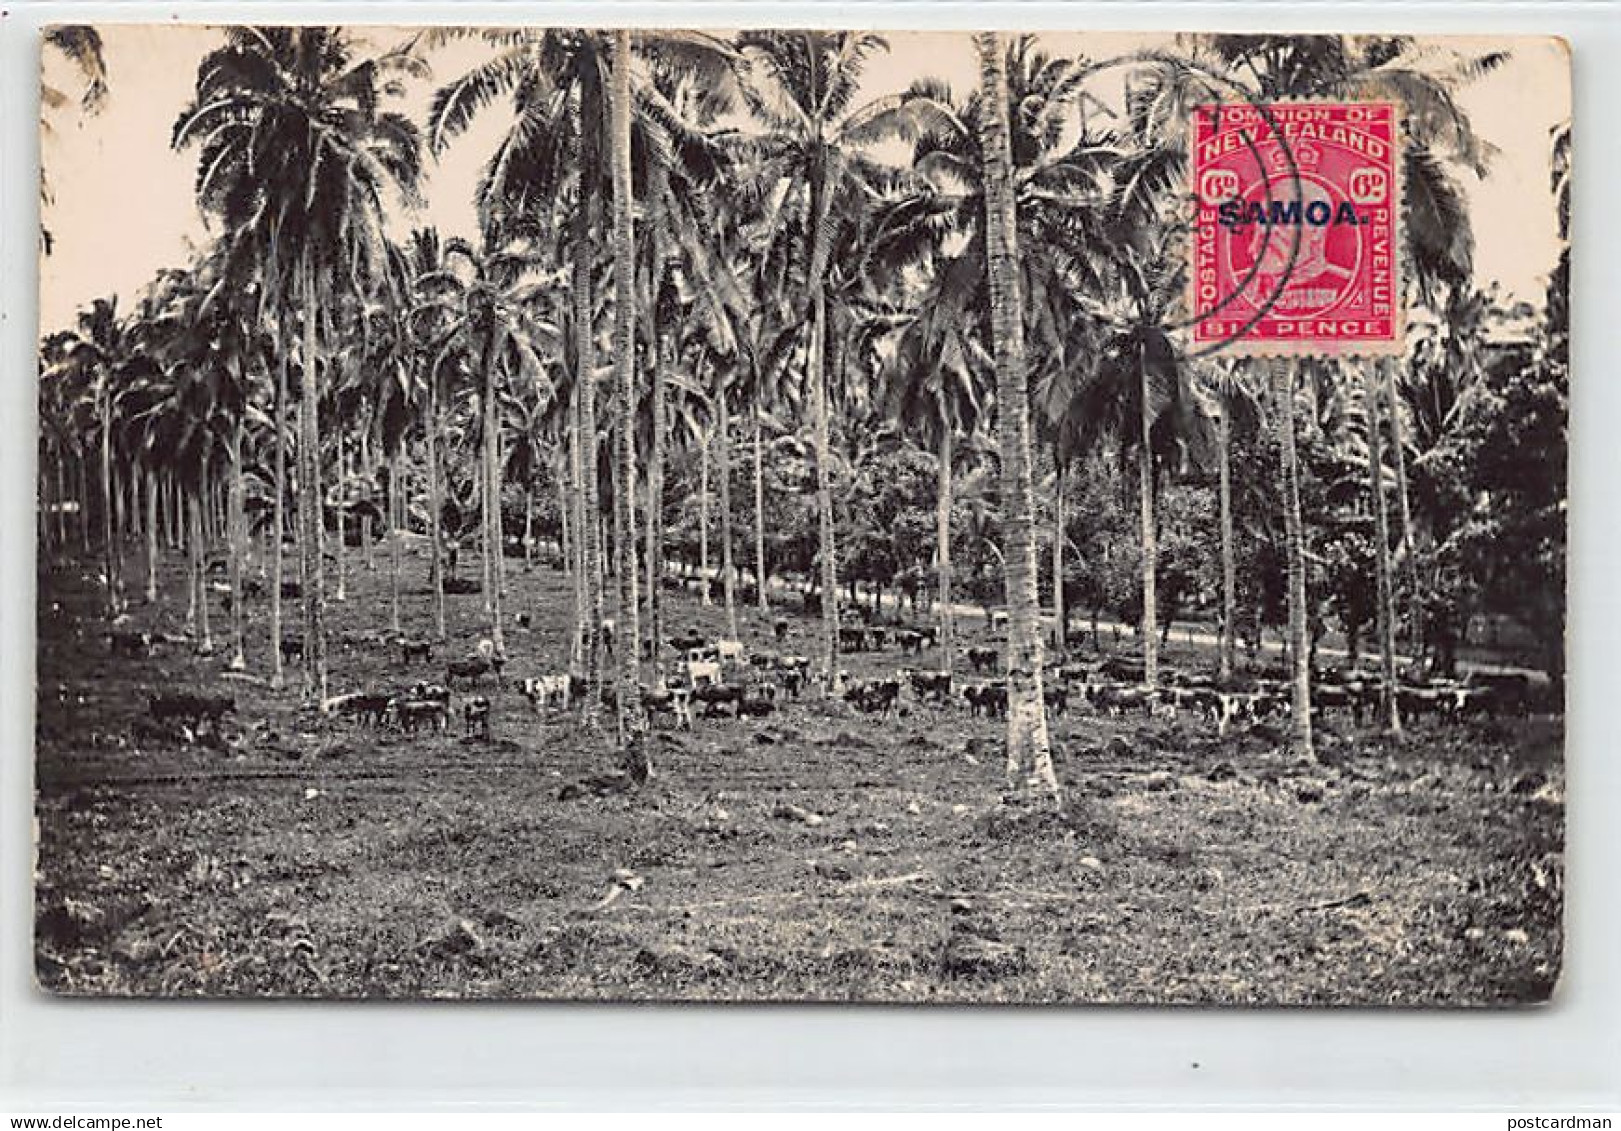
[1190,101,1402,357]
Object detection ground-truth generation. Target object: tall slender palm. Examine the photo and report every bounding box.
[55,297,130,617]
[412,234,559,655]
[881,301,984,674]
[1363,361,1403,732]
[174,26,424,703]
[734,31,948,683]
[608,29,647,759]
[976,32,1059,804]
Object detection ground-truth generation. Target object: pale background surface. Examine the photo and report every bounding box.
[3,0,1616,1112]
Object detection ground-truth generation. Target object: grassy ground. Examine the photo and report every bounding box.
[33,540,1564,1004]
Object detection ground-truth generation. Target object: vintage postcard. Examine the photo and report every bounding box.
[35,27,1568,1003]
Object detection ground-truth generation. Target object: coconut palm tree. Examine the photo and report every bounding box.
[173,26,424,704]
[733,31,951,683]
[975,32,1060,803]
[53,297,131,617]
[414,233,560,655]
[881,298,985,674]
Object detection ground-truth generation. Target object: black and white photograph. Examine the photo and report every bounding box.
[33,26,1569,1004]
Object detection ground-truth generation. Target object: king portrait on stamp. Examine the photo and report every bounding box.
[1192,101,1402,356]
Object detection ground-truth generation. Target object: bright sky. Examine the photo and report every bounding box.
[37,27,1570,334]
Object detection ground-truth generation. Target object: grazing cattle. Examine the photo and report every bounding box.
[463,696,492,739]
[749,651,778,670]
[963,683,1008,719]
[1085,682,1154,719]
[838,626,869,652]
[323,691,393,727]
[738,686,778,718]
[1314,682,1360,722]
[1466,671,1530,717]
[447,656,503,688]
[1397,685,1446,720]
[845,678,901,717]
[107,629,153,658]
[404,681,451,706]
[280,636,305,663]
[776,668,806,699]
[399,638,433,665]
[906,669,953,706]
[694,683,745,718]
[774,618,790,642]
[966,646,999,674]
[520,675,574,713]
[1043,682,1068,716]
[1439,684,1498,720]
[686,659,723,687]
[394,699,448,733]
[1206,689,1283,737]
[600,617,616,656]
[895,629,925,656]
[642,685,694,730]
[802,592,823,617]
[1099,657,1146,683]
[148,692,235,729]
[669,631,707,655]
[715,639,746,664]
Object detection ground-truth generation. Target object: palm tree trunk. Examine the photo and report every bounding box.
[167,471,179,551]
[698,430,712,606]
[610,28,644,761]
[1382,359,1420,660]
[573,82,606,726]
[271,342,288,688]
[1138,354,1158,689]
[335,433,348,601]
[1271,358,1314,761]
[1217,387,1237,685]
[976,31,1058,803]
[645,163,670,664]
[483,344,505,656]
[752,400,769,614]
[809,283,839,683]
[389,448,402,638]
[1052,460,1066,655]
[78,455,91,554]
[717,382,739,641]
[1365,361,1403,734]
[191,474,212,654]
[524,486,534,573]
[144,468,159,603]
[361,430,374,573]
[936,424,955,674]
[426,364,446,642]
[299,256,329,705]
[100,384,122,616]
[228,420,246,670]
[569,408,586,668]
